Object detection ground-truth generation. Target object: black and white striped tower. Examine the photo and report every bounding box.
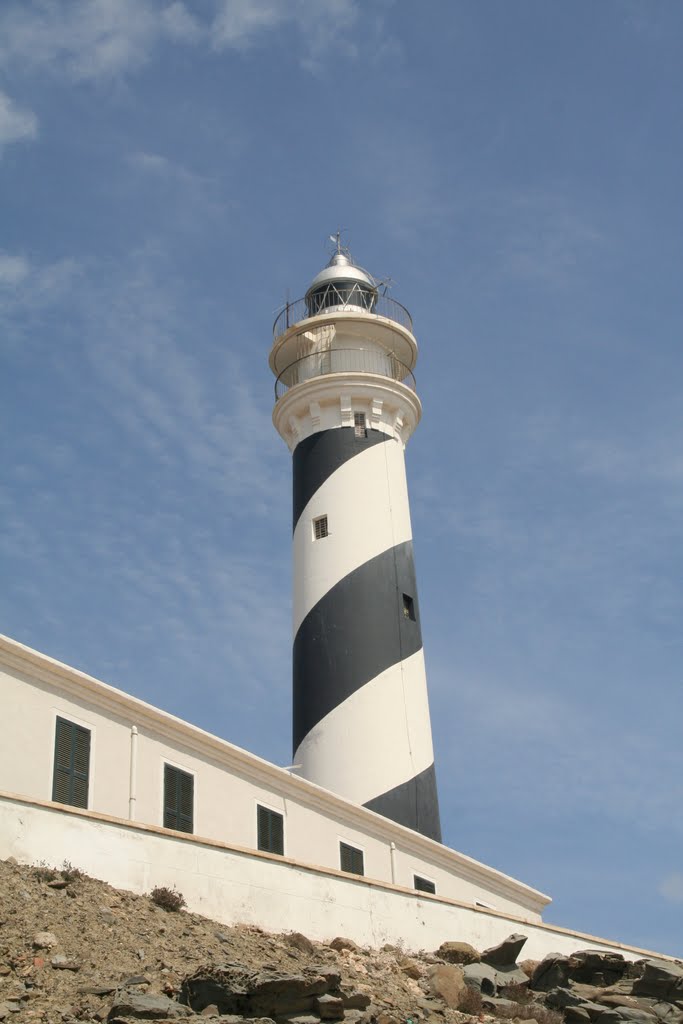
[269,241,441,842]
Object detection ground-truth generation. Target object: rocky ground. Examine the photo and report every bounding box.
[0,858,681,1024]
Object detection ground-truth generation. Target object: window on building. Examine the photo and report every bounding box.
[313,514,329,540]
[354,412,367,438]
[402,593,416,620]
[257,805,284,855]
[339,842,364,875]
[52,717,90,808]
[163,764,194,833]
[414,875,436,894]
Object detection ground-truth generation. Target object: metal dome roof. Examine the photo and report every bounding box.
[305,252,376,297]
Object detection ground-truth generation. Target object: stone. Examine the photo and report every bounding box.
[328,937,359,953]
[314,994,344,1020]
[565,1009,593,1024]
[47,880,69,890]
[570,952,629,988]
[652,1004,683,1024]
[494,964,533,989]
[181,965,333,1018]
[530,955,571,992]
[107,993,192,1020]
[595,1012,626,1024]
[123,976,151,987]
[79,986,118,997]
[545,988,590,1010]
[33,933,58,950]
[612,1010,658,1023]
[284,933,316,956]
[482,934,528,968]
[521,960,540,979]
[436,942,481,966]
[340,990,371,1010]
[633,962,683,1001]
[399,958,422,980]
[200,1005,219,1016]
[51,956,79,971]
[427,964,466,1009]
[462,962,498,996]
[0,1005,9,1022]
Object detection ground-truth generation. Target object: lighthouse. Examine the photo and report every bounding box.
[269,240,441,842]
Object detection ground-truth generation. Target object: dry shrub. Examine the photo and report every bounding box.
[33,862,58,882]
[61,860,88,882]
[499,982,533,1004]
[459,986,484,1015]
[150,885,186,912]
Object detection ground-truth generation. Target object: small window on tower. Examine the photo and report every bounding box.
[354,412,367,438]
[340,842,364,875]
[403,593,416,620]
[313,515,329,540]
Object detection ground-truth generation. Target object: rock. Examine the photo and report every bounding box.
[100,909,117,926]
[284,933,316,956]
[108,992,192,1020]
[595,1012,625,1024]
[521,960,540,978]
[0,967,10,977]
[79,986,118,996]
[652,1004,683,1024]
[32,932,58,950]
[530,955,571,992]
[311,968,341,989]
[495,964,533,989]
[565,1009,593,1024]
[200,1005,219,1016]
[328,937,359,953]
[427,964,466,1009]
[181,965,334,1018]
[0,1005,10,1022]
[51,956,80,971]
[123,976,151,987]
[612,1010,658,1023]
[436,941,481,966]
[315,994,344,1020]
[340,990,371,1010]
[47,880,69,890]
[633,962,683,1001]
[482,934,528,968]
[570,952,629,987]
[463,962,498,996]
[546,987,592,1010]
[399,958,422,980]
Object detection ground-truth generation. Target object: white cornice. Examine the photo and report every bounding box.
[0,633,549,912]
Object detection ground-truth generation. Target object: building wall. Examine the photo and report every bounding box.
[1,792,676,965]
[0,636,548,920]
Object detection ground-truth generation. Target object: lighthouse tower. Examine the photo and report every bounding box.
[269,241,441,842]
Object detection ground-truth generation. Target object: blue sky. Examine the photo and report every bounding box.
[1,0,682,956]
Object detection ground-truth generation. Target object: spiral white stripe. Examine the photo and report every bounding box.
[292,437,413,636]
[293,648,434,807]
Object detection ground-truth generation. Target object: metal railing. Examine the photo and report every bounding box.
[275,347,416,399]
[273,293,413,339]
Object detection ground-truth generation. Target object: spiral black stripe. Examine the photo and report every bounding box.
[293,426,391,530]
[293,540,422,752]
[364,763,442,842]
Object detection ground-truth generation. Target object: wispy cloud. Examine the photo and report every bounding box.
[0,0,371,81]
[0,0,202,81]
[660,873,683,904]
[0,90,37,149]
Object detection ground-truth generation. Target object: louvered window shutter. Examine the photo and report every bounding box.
[257,805,284,855]
[52,718,90,808]
[340,842,364,875]
[164,764,194,833]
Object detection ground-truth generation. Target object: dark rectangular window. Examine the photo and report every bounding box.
[52,717,90,808]
[314,514,329,540]
[340,842,364,875]
[257,805,284,855]
[402,593,416,620]
[354,412,367,438]
[414,875,436,894]
[164,764,194,833]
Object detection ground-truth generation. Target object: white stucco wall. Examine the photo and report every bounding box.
[1,794,675,964]
[0,635,548,919]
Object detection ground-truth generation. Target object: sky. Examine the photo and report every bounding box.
[1,0,682,957]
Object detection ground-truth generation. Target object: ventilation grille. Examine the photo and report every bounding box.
[414,875,436,894]
[354,412,367,438]
[314,514,329,540]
